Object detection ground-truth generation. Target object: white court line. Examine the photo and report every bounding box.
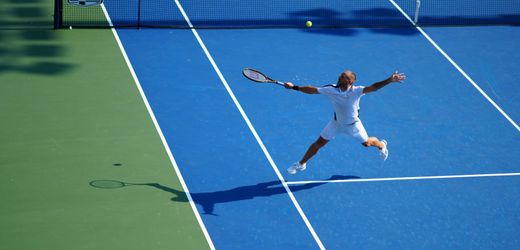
[285,172,520,185]
[172,0,325,249]
[389,0,520,132]
[100,4,215,249]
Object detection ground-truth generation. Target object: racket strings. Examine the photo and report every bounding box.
[89,180,126,189]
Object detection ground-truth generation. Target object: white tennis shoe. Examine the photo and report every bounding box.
[287,162,307,174]
[379,139,389,161]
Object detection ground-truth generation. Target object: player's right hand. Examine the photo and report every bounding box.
[284,82,294,89]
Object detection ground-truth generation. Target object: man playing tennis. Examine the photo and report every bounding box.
[284,70,406,174]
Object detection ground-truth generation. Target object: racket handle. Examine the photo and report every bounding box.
[275,81,285,86]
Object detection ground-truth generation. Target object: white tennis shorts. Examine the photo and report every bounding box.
[320,120,369,143]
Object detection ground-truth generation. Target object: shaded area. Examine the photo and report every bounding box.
[0,0,53,29]
[60,3,520,37]
[90,175,360,216]
[0,0,211,248]
[61,0,520,29]
[0,61,75,75]
[0,0,76,75]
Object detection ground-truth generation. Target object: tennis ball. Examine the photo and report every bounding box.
[306,21,312,28]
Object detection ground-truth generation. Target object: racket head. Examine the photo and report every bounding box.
[242,68,275,83]
[89,180,128,189]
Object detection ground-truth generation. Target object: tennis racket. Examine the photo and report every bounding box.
[242,68,285,86]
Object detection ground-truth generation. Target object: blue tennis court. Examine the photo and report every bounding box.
[90,0,520,248]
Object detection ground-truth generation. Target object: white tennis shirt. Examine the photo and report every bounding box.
[317,85,365,125]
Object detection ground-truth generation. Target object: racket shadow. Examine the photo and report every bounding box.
[89,175,360,216]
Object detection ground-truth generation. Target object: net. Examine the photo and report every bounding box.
[56,0,520,29]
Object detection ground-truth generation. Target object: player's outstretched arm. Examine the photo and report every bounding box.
[363,71,406,94]
[284,82,319,94]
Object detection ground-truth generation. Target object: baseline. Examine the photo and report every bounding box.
[286,172,520,185]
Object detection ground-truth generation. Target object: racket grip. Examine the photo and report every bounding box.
[275,81,285,86]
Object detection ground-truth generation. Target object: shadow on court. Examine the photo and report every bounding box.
[0,0,77,75]
[76,3,518,36]
[90,175,360,216]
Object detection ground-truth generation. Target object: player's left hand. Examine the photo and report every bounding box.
[390,71,406,82]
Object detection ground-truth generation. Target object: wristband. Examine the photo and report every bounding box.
[292,85,300,91]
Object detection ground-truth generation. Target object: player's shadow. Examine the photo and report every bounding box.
[91,175,359,216]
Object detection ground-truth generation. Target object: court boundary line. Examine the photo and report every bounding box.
[172,0,325,248]
[285,172,520,185]
[100,4,215,249]
[388,0,520,132]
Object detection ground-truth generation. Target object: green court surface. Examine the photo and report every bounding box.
[0,0,209,249]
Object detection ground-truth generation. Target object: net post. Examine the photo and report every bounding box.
[414,0,421,25]
[53,0,63,29]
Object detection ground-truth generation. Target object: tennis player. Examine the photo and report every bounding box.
[284,70,406,174]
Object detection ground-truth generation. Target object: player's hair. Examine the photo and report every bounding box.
[338,70,356,83]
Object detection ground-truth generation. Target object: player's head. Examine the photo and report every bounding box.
[338,70,356,86]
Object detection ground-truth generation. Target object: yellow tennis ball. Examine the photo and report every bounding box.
[306,21,312,27]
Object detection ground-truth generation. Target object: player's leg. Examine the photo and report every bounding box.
[287,136,329,174]
[352,121,389,160]
[287,121,336,174]
[299,136,329,165]
[362,137,385,150]
[362,137,389,160]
